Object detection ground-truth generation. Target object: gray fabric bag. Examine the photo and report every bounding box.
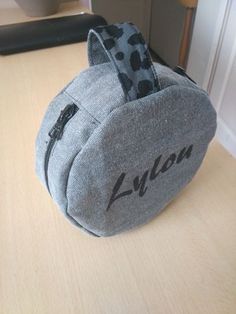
[35,22,217,237]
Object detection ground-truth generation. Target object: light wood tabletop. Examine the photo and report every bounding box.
[1,4,236,314]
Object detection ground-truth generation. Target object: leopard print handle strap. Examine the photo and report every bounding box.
[87,22,161,102]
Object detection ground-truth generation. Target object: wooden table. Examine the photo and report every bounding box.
[1,4,236,314]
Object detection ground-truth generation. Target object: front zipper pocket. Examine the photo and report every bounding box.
[42,102,100,237]
[44,103,78,194]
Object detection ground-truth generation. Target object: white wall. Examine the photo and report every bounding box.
[0,0,17,8]
[187,0,228,89]
[187,0,236,158]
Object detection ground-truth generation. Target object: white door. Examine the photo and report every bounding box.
[187,0,236,157]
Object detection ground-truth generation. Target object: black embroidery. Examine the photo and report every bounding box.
[176,145,193,163]
[106,173,132,212]
[133,170,149,197]
[106,145,193,211]
[160,154,176,172]
[149,155,162,180]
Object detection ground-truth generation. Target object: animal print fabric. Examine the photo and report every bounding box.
[87,22,161,101]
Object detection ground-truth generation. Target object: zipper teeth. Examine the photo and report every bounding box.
[44,137,56,194]
[44,104,78,194]
[43,104,100,237]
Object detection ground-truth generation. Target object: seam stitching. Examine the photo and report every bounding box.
[64,91,101,124]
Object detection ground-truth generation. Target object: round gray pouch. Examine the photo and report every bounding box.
[36,22,217,236]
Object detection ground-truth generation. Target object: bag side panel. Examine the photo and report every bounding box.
[66,85,216,236]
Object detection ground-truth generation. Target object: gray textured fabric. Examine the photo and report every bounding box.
[35,61,216,236]
[35,23,216,237]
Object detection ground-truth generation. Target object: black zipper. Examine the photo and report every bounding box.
[44,103,78,193]
[43,102,100,237]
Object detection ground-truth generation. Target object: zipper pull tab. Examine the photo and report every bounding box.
[48,103,78,140]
